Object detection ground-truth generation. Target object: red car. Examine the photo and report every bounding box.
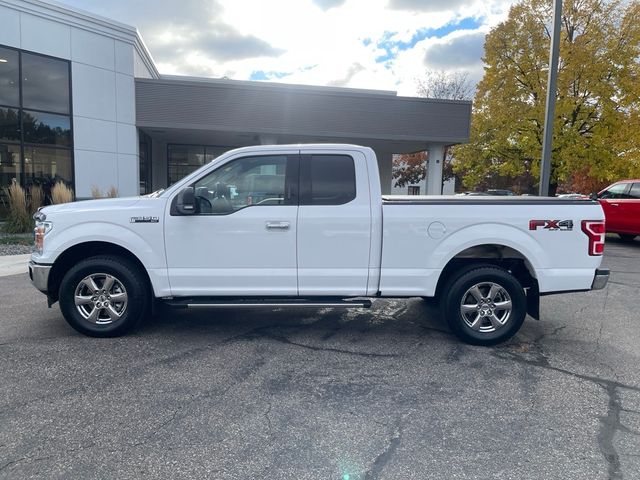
[597,180,640,241]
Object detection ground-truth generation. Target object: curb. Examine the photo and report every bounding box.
[0,254,31,278]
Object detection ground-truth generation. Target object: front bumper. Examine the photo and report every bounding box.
[591,268,610,290]
[29,261,51,294]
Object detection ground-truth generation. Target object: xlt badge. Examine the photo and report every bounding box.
[130,216,159,223]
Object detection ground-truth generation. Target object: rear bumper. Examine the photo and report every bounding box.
[29,261,51,294]
[591,268,610,290]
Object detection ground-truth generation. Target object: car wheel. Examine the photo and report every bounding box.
[59,255,149,337]
[442,265,526,346]
[619,234,637,242]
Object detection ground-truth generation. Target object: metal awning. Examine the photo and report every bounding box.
[135,76,471,154]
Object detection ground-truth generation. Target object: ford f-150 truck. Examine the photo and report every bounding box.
[28,144,609,345]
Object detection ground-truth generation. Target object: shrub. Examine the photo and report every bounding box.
[51,181,74,204]
[3,182,31,233]
[29,185,44,216]
[90,185,118,199]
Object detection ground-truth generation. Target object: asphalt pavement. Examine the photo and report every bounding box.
[0,238,639,479]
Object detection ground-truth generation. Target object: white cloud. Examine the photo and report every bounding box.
[61,0,518,95]
[387,0,475,13]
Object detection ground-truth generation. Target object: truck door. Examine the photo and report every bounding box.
[164,153,299,296]
[620,182,640,235]
[296,151,372,296]
[599,182,630,232]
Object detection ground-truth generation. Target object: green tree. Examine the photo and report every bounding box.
[455,0,640,194]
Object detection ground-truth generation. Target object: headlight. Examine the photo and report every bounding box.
[34,221,53,254]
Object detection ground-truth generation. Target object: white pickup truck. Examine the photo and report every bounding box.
[29,144,609,345]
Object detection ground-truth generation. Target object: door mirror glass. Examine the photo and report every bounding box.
[175,187,196,215]
[589,192,598,201]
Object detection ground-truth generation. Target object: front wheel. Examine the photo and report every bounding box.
[58,255,149,337]
[442,265,526,346]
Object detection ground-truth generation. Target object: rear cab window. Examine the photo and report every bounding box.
[300,154,356,205]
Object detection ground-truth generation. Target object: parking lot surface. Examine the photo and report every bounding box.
[1,238,639,479]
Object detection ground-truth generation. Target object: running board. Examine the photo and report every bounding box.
[163,297,372,309]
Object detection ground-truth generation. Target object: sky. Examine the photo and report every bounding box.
[60,0,518,96]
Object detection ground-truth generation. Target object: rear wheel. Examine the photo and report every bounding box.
[442,265,526,346]
[59,255,149,337]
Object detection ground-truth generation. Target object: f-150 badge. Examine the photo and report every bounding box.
[130,216,159,223]
[529,219,573,231]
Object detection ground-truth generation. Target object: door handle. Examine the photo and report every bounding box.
[610,203,620,207]
[266,221,290,230]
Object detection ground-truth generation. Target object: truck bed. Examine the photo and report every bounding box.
[379,194,603,297]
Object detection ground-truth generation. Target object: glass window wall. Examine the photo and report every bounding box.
[168,144,226,185]
[0,44,73,213]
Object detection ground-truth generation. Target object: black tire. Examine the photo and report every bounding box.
[441,265,526,346]
[58,255,149,337]
[619,234,637,242]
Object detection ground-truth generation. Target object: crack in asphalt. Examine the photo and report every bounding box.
[598,384,623,480]
[532,324,567,344]
[130,407,182,448]
[620,407,640,415]
[419,324,451,337]
[263,400,273,437]
[363,416,404,480]
[127,355,267,448]
[227,326,399,358]
[0,442,96,474]
[274,334,398,358]
[607,280,640,288]
[493,338,640,480]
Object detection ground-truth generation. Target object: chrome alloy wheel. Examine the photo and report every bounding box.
[74,273,128,325]
[459,281,512,333]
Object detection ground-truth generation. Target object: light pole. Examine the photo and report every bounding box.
[539,0,562,196]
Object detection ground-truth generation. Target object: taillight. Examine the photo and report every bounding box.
[581,220,605,256]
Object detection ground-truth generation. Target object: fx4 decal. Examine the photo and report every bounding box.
[529,219,573,231]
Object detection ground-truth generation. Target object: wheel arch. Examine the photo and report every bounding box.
[48,241,152,304]
[433,243,540,319]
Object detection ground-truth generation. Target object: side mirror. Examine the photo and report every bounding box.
[589,192,599,201]
[175,187,196,215]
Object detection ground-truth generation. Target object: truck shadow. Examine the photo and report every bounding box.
[606,235,640,248]
[144,297,455,350]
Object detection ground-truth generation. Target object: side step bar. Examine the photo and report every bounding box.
[163,297,372,309]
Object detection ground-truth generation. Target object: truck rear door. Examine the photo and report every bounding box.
[296,150,372,295]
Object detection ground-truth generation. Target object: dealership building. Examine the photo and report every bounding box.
[0,0,471,206]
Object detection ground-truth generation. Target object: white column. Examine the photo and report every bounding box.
[426,143,445,195]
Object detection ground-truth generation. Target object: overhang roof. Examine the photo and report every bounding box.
[135,76,471,152]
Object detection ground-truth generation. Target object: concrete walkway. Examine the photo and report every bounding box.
[0,254,31,277]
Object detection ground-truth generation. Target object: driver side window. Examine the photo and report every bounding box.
[193,155,295,215]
